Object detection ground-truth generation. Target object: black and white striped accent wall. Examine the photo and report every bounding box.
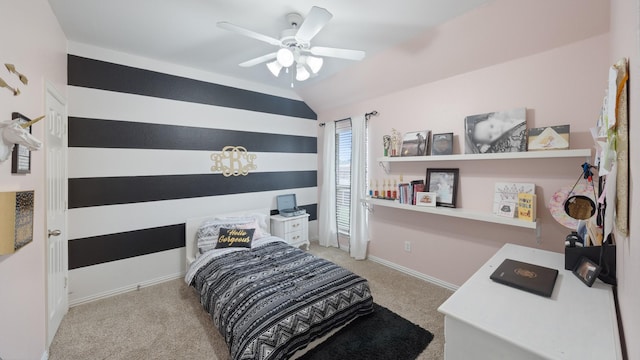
[67,53,318,305]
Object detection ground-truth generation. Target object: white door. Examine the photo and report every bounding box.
[45,83,68,346]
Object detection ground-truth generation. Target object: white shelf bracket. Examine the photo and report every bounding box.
[360,199,374,213]
[535,222,542,244]
[379,161,390,174]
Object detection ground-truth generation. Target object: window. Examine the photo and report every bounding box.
[335,120,351,241]
[334,119,367,248]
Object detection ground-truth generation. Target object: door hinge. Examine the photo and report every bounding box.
[64,277,68,289]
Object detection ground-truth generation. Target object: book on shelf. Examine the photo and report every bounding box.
[397,180,424,205]
[517,193,537,221]
[398,183,408,204]
[411,180,424,205]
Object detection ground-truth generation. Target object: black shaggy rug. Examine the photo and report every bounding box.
[299,303,434,360]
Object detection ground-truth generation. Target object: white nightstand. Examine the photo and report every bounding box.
[270,213,310,250]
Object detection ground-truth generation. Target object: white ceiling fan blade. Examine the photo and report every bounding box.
[295,6,332,44]
[239,53,277,67]
[309,46,366,61]
[217,21,281,46]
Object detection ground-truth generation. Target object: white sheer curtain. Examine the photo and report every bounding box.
[318,121,338,247]
[349,115,369,259]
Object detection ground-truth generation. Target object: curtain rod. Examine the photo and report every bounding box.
[318,110,379,127]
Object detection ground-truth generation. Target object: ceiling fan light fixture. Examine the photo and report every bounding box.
[218,6,365,85]
[305,56,323,74]
[296,64,310,81]
[266,61,283,77]
[276,48,295,67]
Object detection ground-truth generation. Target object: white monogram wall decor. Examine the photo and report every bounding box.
[211,146,257,177]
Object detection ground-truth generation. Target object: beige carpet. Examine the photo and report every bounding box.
[49,243,453,360]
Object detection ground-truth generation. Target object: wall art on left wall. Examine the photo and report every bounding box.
[0,190,34,254]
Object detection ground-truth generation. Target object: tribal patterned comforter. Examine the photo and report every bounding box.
[188,239,374,360]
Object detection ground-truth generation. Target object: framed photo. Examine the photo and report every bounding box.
[496,200,516,218]
[401,130,430,156]
[464,108,527,154]
[431,132,453,155]
[416,192,437,207]
[11,112,32,174]
[527,125,570,151]
[425,168,459,208]
[572,256,601,287]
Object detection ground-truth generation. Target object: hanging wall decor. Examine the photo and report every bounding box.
[612,58,629,237]
[0,113,43,164]
[211,146,257,177]
[0,190,35,255]
[1,63,28,96]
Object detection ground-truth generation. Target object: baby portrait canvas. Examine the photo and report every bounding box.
[464,108,527,154]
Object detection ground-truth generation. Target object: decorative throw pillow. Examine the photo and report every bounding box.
[218,214,271,239]
[196,218,254,254]
[215,228,255,249]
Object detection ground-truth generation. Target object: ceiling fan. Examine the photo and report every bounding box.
[217,6,365,82]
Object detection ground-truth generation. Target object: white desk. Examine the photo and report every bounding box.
[438,243,622,360]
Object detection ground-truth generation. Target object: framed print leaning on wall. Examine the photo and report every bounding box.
[426,168,459,208]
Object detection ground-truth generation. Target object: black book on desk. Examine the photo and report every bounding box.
[490,259,559,297]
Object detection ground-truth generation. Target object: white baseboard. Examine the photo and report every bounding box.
[41,351,49,360]
[69,272,184,307]
[368,255,459,292]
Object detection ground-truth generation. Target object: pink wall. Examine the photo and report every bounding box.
[0,0,67,359]
[302,0,610,112]
[610,0,640,358]
[320,34,609,286]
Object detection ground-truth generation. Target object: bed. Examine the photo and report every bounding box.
[184,208,374,360]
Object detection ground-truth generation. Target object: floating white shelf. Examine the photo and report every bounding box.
[377,148,591,164]
[365,198,539,231]
[371,149,588,240]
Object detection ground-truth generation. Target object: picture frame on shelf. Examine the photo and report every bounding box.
[426,168,459,208]
[401,130,430,156]
[383,135,391,156]
[431,132,454,155]
[416,192,437,207]
[11,112,32,174]
[464,108,527,154]
[496,200,516,218]
[527,125,570,151]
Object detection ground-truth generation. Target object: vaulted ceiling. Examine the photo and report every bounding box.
[48,1,488,97]
[48,0,609,112]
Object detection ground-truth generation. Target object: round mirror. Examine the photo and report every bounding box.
[564,195,596,220]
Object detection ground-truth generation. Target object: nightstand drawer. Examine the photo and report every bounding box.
[283,230,304,244]
[284,218,305,233]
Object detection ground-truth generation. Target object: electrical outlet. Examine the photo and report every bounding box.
[404,241,411,252]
